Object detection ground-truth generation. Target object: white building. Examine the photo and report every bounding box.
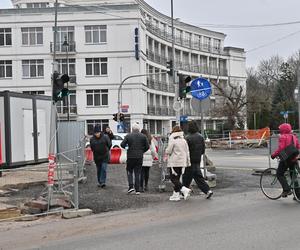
[0,0,247,135]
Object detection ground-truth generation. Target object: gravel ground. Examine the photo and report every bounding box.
[2,163,261,214]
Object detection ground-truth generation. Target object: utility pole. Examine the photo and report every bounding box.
[171,0,180,125]
[47,0,59,211]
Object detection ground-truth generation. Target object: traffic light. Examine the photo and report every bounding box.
[52,72,69,102]
[179,74,192,99]
[113,113,118,121]
[166,60,173,76]
[119,113,125,121]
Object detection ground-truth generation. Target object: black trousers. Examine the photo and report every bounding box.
[183,162,210,194]
[126,158,143,192]
[276,160,296,192]
[170,168,183,192]
[141,166,150,188]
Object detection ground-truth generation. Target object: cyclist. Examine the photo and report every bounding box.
[271,123,300,197]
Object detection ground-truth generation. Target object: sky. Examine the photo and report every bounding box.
[1,0,300,68]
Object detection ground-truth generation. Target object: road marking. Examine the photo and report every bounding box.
[215,166,266,171]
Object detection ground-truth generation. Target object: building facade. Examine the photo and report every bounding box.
[0,0,247,135]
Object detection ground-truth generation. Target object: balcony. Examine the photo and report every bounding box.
[147,50,168,65]
[50,41,76,54]
[174,62,228,76]
[57,105,77,117]
[145,21,223,54]
[147,105,164,116]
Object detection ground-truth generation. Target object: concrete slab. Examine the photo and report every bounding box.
[62,209,93,219]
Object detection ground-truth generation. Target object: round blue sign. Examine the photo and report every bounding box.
[190,77,212,100]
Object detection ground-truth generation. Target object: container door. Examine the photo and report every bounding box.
[37,109,47,159]
[23,109,34,161]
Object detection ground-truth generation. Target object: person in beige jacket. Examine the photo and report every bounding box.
[165,126,191,201]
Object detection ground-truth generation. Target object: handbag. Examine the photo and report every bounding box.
[278,135,299,161]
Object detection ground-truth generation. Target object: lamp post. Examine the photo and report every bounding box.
[62,36,70,121]
[170,0,180,125]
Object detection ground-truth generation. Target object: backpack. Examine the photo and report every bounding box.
[278,135,299,162]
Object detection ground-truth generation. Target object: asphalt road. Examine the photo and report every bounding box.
[1,190,299,250]
[207,148,278,170]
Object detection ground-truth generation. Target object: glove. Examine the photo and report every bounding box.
[271,154,276,160]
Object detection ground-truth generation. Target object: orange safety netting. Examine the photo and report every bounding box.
[230,127,270,140]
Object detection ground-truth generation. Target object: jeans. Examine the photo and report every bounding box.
[96,162,108,184]
[126,158,143,192]
[170,167,183,192]
[141,166,150,189]
[183,162,210,194]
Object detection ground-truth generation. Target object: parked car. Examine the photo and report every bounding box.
[111,133,127,148]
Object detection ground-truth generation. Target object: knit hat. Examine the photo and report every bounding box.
[94,125,101,133]
[132,122,140,132]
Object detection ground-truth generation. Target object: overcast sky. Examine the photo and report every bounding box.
[1,0,300,68]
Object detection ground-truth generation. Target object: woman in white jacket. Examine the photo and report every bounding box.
[165,126,191,201]
[140,129,158,192]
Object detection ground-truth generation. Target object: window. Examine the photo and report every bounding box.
[86,89,108,107]
[23,91,45,95]
[87,120,109,135]
[26,3,48,8]
[0,60,12,78]
[86,58,108,76]
[57,90,77,114]
[22,59,44,78]
[203,36,211,51]
[0,28,12,46]
[56,59,76,76]
[213,39,221,52]
[85,25,107,44]
[21,27,43,46]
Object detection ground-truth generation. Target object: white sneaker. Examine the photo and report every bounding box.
[169,191,180,201]
[206,190,213,199]
[181,186,191,200]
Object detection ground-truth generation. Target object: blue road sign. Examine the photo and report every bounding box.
[190,77,212,100]
[117,122,125,133]
[180,115,188,123]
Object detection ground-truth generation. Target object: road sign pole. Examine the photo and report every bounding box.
[199,101,207,179]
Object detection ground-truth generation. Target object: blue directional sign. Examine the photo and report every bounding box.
[180,115,188,123]
[190,77,212,101]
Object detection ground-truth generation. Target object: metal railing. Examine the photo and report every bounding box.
[50,41,76,53]
[57,105,77,116]
[145,21,223,54]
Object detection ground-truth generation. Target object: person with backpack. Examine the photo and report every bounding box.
[140,129,158,192]
[165,125,191,201]
[271,123,300,197]
[182,121,213,199]
[121,123,149,194]
[90,125,112,188]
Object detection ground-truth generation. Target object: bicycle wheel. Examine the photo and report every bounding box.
[260,168,282,200]
[292,173,300,203]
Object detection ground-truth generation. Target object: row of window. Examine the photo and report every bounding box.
[0,26,107,47]
[0,58,108,78]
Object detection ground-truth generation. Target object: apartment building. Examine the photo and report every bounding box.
[0,0,247,135]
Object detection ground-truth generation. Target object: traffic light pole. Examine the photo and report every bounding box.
[171,0,180,125]
[117,72,167,122]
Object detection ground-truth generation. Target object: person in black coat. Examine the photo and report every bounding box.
[121,123,149,194]
[182,121,213,199]
[90,125,112,188]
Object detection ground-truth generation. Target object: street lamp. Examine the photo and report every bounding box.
[62,36,70,121]
[294,87,300,131]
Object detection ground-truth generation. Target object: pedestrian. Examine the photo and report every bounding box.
[90,125,112,188]
[182,121,213,199]
[165,125,191,201]
[104,126,114,141]
[121,123,149,194]
[140,129,158,192]
[271,123,300,197]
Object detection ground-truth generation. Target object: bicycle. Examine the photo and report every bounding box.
[260,161,300,202]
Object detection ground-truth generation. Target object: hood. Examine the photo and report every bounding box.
[170,131,184,139]
[279,123,292,134]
